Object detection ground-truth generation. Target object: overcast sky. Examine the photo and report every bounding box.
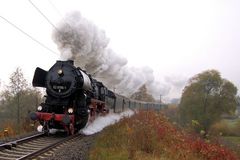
[0,0,240,101]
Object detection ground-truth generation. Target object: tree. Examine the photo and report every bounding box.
[8,67,27,95]
[179,70,237,133]
[0,68,42,134]
[10,67,27,133]
[130,84,155,102]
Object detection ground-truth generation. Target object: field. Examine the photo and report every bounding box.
[90,110,239,160]
[224,136,240,145]
[219,118,240,156]
[223,119,240,129]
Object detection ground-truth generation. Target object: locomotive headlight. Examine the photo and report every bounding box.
[37,106,42,111]
[57,69,63,75]
[68,108,74,114]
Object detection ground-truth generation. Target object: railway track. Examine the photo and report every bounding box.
[0,132,82,160]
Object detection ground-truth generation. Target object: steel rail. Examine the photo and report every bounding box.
[0,132,45,150]
[17,134,81,160]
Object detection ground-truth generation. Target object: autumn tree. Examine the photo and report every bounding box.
[130,84,155,102]
[9,68,27,95]
[179,70,237,133]
[0,68,42,133]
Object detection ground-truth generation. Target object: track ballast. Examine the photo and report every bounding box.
[0,132,82,160]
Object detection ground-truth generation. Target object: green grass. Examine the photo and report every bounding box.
[211,118,240,136]
[224,136,240,145]
[222,136,240,157]
[223,118,240,128]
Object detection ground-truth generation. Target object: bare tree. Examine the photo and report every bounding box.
[9,68,27,133]
[8,68,27,95]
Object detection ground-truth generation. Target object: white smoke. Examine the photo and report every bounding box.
[52,11,170,98]
[80,110,134,135]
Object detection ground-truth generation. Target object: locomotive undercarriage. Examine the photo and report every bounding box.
[31,93,90,135]
[33,99,106,135]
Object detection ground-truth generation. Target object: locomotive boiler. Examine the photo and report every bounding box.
[30,60,115,135]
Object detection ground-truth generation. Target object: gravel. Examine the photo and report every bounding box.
[47,134,96,160]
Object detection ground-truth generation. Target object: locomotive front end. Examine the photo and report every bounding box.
[30,60,92,135]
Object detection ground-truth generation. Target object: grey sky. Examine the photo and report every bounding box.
[0,0,240,101]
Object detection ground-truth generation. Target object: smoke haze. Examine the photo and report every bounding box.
[52,11,182,99]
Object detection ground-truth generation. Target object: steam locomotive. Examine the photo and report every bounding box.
[30,60,116,135]
[30,60,163,135]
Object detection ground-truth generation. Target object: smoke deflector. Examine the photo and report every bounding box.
[32,67,47,87]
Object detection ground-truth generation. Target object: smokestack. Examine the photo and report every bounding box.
[67,60,74,65]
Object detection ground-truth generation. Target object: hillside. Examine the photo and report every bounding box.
[90,111,239,160]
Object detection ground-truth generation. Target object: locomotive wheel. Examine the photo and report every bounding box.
[43,121,50,136]
[69,123,75,135]
[76,115,89,131]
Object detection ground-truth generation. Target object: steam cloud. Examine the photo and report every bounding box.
[80,110,134,135]
[52,11,172,98]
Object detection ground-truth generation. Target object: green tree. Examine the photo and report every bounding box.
[179,70,237,133]
[130,84,155,102]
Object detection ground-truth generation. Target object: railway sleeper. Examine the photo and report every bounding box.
[0,143,12,150]
[0,151,23,158]
[11,147,36,153]
[0,156,16,160]
[1,149,30,155]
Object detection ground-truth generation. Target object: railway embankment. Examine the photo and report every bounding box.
[89,110,239,160]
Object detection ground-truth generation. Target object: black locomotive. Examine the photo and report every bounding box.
[30,60,115,135]
[30,60,164,135]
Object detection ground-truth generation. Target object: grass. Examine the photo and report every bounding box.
[90,110,239,160]
[223,119,240,128]
[224,136,240,145]
[221,136,240,157]
[210,118,240,137]
[210,118,240,157]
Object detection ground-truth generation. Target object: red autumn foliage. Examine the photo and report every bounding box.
[127,110,239,160]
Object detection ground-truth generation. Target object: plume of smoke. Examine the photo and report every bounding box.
[163,75,187,100]
[52,11,169,98]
